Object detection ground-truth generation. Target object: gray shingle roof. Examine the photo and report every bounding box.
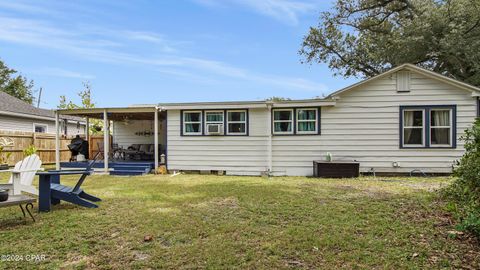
[0,91,83,122]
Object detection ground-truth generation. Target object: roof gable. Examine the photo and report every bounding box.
[327,64,480,98]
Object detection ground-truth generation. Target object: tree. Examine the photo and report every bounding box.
[300,0,480,86]
[59,81,103,134]
[0,59,35,104]
[59,81,95,110]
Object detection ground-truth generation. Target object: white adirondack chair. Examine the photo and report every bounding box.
[0,154,43,196]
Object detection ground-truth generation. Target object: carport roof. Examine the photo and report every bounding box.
[56,106,164,121]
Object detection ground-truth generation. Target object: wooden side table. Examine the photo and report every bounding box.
[0,195,36,222]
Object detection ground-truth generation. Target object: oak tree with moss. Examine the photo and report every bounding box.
[300,0,480,86]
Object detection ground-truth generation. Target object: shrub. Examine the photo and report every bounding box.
[443,118,480,237]
[23,145,37,157]
[0,145,12,164]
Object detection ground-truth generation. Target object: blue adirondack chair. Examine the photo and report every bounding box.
[49,157,101,209]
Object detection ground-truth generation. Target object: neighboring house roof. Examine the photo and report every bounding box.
[327,63,480,98]
[0,91,84,122]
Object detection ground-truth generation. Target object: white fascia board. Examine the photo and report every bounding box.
[0,110,56,121]
[272,101,336,108]
[57,107,158,115]
[162,103,268,110]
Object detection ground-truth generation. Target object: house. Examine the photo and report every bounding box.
[56,64,480,176]
[0,91,86,135]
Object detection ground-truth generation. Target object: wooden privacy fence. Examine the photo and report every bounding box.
[88,135,112,159]
[0,130,79,165]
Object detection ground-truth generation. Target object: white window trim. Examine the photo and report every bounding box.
[402,109,425,147]
[273,109,294,135]
[430,108,453,147]
[296,108,318,134]
[183,111,202,135]
[226,110,247,135]
[205,110,224,135]
[33,123,48,133]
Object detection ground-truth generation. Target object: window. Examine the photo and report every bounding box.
[183,111,202,135]
[272,108,321,135]
[296,108,318,134]
[205,111,224,125]
[430,109,452,146]
[227,110,247,135]
[273,109,294,134]
[33,123,48,133]
[402,110,424,146]
[400,105,456,148]
[205,111,224,134]
[181,109,248,136]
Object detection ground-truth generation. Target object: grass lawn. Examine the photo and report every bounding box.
[0,173,479,269]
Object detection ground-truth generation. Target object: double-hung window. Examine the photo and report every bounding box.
[400,105,456,148]
[227,110,247,135]
[183,111,202,135]
[296,108,318,134]
[273,108,320,135]
[205,111,224,134]
[273,109,294,134]
[182,110,248,136]
[430,109,452,146]
[402,109,425,147]
[205,111,224,126]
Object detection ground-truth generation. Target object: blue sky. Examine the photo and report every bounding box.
[0,0,357,108]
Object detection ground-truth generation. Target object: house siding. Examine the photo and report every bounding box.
[271,71,477,175]
[167,108,269,175]
[0,114,85,135]
[112,119,166,150]
[166,70,478,176]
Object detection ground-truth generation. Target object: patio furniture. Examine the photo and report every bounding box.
[36,159,101,212]
[142,144,161,160]
[0,154,43,196]
[97,141,106,159]
[0,195,36,222]
[112,144,124,160]
[123,144,141,160]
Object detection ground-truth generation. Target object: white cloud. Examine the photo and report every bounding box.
[193,0,316,25]
[0,16,326,93]
[34,67,95,79]
[0,1,55,15]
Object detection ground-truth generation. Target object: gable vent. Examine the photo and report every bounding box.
[396,71,411,92]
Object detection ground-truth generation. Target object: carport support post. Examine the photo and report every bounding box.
[154,107,159,172]
[85,117,90,144]
[103,109,109,173]
[55,111,60,170]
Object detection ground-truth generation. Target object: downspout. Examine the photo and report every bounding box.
[266,102,273,175]
[154,106,159,172]
[103,109,109,173]
[160,107,167,171]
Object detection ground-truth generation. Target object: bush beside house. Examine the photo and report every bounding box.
[444,118,480,237]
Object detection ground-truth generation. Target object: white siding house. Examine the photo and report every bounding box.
[0,91,86,135]
[56,64,480,176]
[165,64,479,176]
